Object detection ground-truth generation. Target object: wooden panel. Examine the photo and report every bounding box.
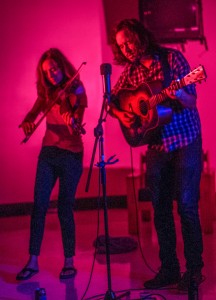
[200,169,215,234]
[126,168,216,235]
[126,171,141,235]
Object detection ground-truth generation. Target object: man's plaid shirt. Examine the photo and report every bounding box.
[112,48,201,152]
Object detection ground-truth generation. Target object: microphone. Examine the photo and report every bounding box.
[100,63,112,104]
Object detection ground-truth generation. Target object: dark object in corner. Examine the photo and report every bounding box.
[93,235,138,254]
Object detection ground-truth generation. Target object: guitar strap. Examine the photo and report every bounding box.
[147,48,172,146]
[159,48,172,88]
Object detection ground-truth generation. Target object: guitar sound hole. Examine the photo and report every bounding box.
[139,100,148,116]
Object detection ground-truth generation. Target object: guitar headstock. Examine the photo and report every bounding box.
[183,65,207,86]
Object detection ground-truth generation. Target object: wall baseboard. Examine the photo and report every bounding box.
[0,196,127,218]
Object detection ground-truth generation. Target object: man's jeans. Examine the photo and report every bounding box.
[146,136,204,272]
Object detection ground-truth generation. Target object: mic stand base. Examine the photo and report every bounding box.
[104,290,130,300]
[104,290,116,300]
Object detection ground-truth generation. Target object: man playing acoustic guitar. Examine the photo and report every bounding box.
[109,18,204,291]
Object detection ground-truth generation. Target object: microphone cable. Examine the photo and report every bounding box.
[129,146,157,275]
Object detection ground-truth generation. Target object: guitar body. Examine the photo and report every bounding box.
[117,82,172,147]
[115,65,206,147]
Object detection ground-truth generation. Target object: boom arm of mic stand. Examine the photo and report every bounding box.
[85,90,109,192]
[85,119,103,192]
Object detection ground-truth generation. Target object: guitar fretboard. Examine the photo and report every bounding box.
[149,78,185,109]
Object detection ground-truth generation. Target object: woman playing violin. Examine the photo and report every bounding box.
[17,48,87,280]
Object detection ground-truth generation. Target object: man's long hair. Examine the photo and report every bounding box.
[110,18,160,65]
[36,48,78,99]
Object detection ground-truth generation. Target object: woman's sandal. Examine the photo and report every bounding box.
[59,266,77,279]
[16,267,39,280]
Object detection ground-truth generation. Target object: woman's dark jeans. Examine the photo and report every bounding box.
[146,136,204,273]
[29,147,83,258]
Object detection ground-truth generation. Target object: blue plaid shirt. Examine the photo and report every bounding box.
[112,48,201,152]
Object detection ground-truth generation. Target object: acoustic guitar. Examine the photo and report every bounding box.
[116,65,207,147]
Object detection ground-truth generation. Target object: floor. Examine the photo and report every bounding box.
[0,206,216,300]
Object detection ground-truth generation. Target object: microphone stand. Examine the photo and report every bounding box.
[85,66,130,300]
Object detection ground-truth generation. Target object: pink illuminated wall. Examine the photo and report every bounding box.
[0,0,216,204]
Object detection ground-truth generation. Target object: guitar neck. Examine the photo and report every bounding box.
[149,78,185,109]
[149,65,206,109]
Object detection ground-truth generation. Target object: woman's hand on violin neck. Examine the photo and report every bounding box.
[61,111,73,125]
[72,118,86,135]
[61,112,85,135]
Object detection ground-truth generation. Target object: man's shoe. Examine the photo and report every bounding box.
[144,268,181,289]
[177,270,203,291]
